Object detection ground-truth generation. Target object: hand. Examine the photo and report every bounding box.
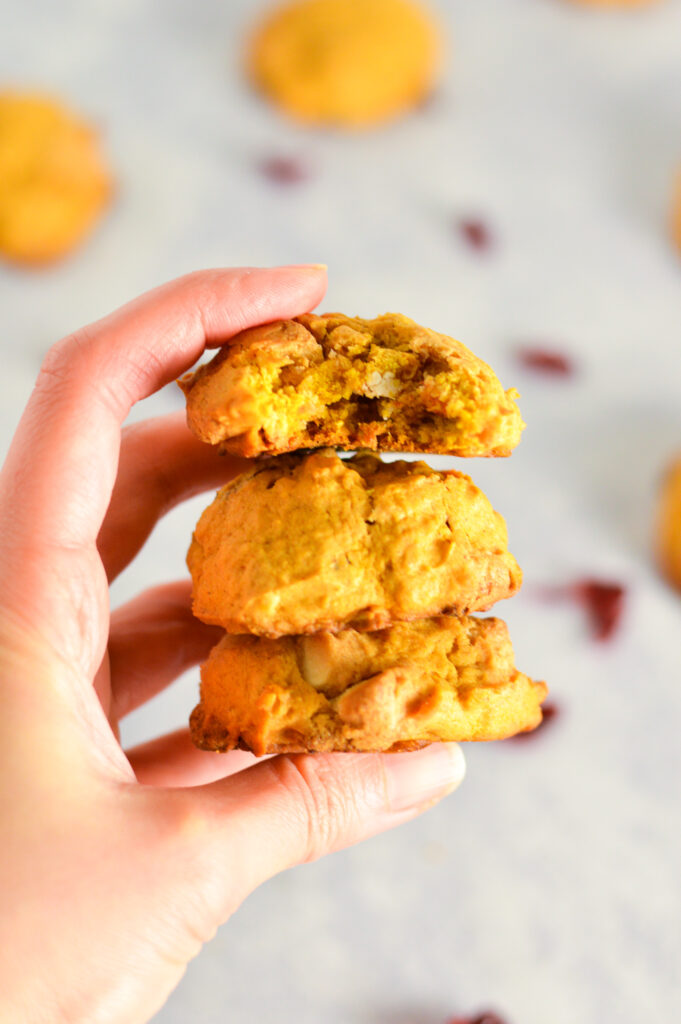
[0,266,466,1024]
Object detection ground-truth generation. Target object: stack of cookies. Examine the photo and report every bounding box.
[181,313,546,755]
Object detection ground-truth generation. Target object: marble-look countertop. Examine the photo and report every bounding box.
[2,1,680,1021]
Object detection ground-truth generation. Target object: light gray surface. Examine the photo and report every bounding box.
[2,0,681,1021]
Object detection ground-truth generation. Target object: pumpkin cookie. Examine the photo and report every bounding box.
[180,313,524,458]
[672,172,681,255]
[187,449,522,637]
[190,615,546,754]
[656,453,681,591]
[0,92,111,265]
[247,0,441,129]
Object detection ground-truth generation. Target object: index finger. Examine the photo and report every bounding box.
[0,266,327,665]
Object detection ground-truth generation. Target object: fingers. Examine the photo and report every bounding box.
[179,744,466,919]
[0,265,326,674]
[99,412,248,582]
[108,580,221,721]
[127,728,261,788]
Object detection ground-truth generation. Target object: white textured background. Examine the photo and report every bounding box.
[2,1,681,1021]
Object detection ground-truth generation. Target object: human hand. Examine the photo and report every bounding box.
[0,266,466,1024]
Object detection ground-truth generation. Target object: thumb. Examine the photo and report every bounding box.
[182,744,465,919]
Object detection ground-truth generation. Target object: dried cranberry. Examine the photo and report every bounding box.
[457,218,493,251]
[447,1013,509,1024]
[512,701,559,742]
[516,347,574,376]
[540,579,626,642]
[572,579,625,641]
[259,156,310,184]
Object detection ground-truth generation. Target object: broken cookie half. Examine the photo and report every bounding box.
[179,312,524,457]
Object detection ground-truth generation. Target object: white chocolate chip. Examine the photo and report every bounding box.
[364,370,399,398]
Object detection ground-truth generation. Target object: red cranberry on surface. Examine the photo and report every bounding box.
[571,579,625,641]
[516,347,575,377]
[259,155,310,184]
[457,218,493,252]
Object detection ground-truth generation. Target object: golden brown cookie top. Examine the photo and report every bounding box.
[0,91,111,265]
[187,448,522,636]
[180,312,524,458]
[191,615,547,754]
[247,0,441,129]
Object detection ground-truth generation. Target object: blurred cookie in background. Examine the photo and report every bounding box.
[673,171,681,255]
[656,454,681,591]
[247,0,442,129]
[0,92,112,266]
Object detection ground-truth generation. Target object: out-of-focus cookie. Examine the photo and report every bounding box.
[180,313,524,457]
[672,173,681,254]
[187,449,522,637]
[0,92,111,265]
[656,453,681,590]
[190,615,547,754]
[247,0,441,129]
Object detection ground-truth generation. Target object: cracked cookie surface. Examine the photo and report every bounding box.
[190,615,547,754]
[187,449,522,637]
[180,312,524,458]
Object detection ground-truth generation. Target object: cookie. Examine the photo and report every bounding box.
[188,449,522,637]
[673,173,681,255]
[0,92,111,265]
[190,615,547,754]
[180,313,524,458]
[656,453,681,591]
[247,0,440,129]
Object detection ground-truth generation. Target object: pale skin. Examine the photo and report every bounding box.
[0,266,465,1024]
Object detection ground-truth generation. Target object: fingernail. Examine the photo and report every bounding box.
[382,743,466,814]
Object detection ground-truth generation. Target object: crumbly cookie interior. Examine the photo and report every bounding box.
[181,313,523,457]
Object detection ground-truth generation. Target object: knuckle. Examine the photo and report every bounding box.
[37,328,94,389]
[270,755,364,864]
